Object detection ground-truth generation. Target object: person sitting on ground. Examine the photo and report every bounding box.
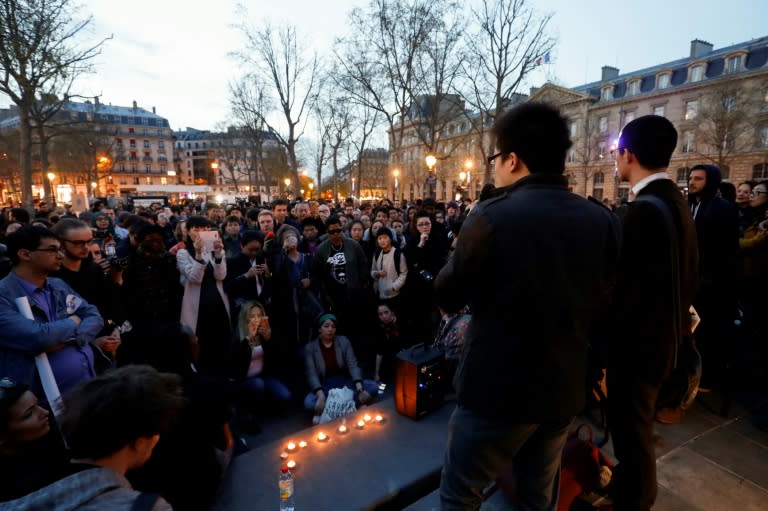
[372,303,410,385]
[304,314,379,417]
[4,365,184,510]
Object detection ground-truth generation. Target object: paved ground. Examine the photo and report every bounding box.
[233,387,768,510]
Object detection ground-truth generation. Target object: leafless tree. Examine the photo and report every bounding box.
[233,11,319,190]
[694,80,767,174]
[335,0,467,198]
[0,0,109,210]
[47,119,117,193]
[459,0,555,183]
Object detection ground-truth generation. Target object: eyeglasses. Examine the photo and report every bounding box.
[0,377,18,401]
[30,246,63,254]
[416,222,431,227]
[63,238,94,247]
[750,190,767,197]
[487,152,504,165]
[327,228,342,234]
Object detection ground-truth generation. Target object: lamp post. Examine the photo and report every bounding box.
[46,172,56,205]
[284,178,291,198]
[308,182,314,199]
[425,154,437,198]
[392,169,400,200]
[351,177,356,197]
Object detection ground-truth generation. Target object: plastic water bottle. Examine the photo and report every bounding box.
[279,466,295,511]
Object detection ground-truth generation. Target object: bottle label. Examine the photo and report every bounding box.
[279,479,293,500]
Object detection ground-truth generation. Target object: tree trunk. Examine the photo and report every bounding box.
[19,109,34,212]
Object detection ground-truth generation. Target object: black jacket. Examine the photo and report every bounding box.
[609,178,699,383]
[435,173,621,422]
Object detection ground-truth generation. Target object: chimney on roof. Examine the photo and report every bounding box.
[601,66,619,81]
[690,39,713,58]
[94,96,99,108]
[132,100,137,112]
[152,106,156,114]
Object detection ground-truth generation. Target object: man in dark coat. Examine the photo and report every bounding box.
[607,115,699,511]
[686,163,739,392]
[435,102,621,510]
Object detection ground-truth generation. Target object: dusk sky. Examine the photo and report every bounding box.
[6,0,767,138]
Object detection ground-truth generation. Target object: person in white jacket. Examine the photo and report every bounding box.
[176,216,231,377]
[371,229,407,312]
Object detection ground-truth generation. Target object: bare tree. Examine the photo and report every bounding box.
[233,12,319,189]
[0,0,109,210]
[695,80,767,173]
[47,118,117,193]
[335,0,467,198]
[459,0,555,183]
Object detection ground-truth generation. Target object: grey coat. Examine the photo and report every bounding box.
[305,335,363,392]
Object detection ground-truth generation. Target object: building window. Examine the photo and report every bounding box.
[145,166,151,173]
[593,172,605,186]
[759,125,768,147]
[681,132,695,153]
[145,177,152,184]
[720,165,730,181]
[676,167,690,183]
[129,139,136,148]
[753,163,768,180]
[158,142,165,149]
[143,140,150,148]
[690,65,704,82]
[160,177,167,185]
[600,87,613,101]
[592,188,604,201]
[598,116,608,133]
[723,95,736,112]
[597,141,607,159]
[569,121,577,138]
[657,73,670,89]
[653,105,666,117]
[567,149,576,163]
[133,177,140,185]
[623,111,636,127]
[726,55,741,74]
[627,80,640,96]
[684,100,699,121]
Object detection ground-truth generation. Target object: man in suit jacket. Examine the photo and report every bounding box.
[608,115,699,511]
[436,102,621,510]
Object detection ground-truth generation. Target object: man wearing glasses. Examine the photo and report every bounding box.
[313,215,368,342]
[0,225,103,397]
[435,102,620,510]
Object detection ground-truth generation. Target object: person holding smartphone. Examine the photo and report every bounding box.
[176,216,231,378]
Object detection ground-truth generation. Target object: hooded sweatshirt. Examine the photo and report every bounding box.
[0,466,172,511]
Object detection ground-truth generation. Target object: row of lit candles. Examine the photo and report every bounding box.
[279,413,385,469]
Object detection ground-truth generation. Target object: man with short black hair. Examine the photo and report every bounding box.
[5,365,183,510]
[0,225,104,394]
[313,215,368,339]
[607,115,698,510]
[436,102,620,510]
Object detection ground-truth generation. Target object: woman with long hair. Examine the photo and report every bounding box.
[176,216,231,377]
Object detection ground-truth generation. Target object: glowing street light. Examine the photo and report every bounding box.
[284,178,291,187]
[425,155,437,170]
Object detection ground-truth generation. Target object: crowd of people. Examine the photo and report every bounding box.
[0,102,766,511]
[0,189,474,509]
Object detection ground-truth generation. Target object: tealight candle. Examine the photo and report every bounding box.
[338,424,348,434]
[356,419,365,429]
[317,432,328,442]
[375,414,384,423]
[280,451,288,459]
[298,441,307,449]
[286,460,297,470]
[286,442,296,451]
[363,414,372,423]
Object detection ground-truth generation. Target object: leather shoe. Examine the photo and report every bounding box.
[655,407,686,424]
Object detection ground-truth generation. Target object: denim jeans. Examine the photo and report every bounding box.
[440,406,572,511]
[303,375,380,411]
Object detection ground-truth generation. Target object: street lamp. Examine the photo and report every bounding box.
[308,182,315,199]
[46,172,56,204]
[284,178,291,198]
[392,169,400,199]
[425,155,437,198]
[351,177,356,197]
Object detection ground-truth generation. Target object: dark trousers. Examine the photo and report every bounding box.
[606,370,660,511]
